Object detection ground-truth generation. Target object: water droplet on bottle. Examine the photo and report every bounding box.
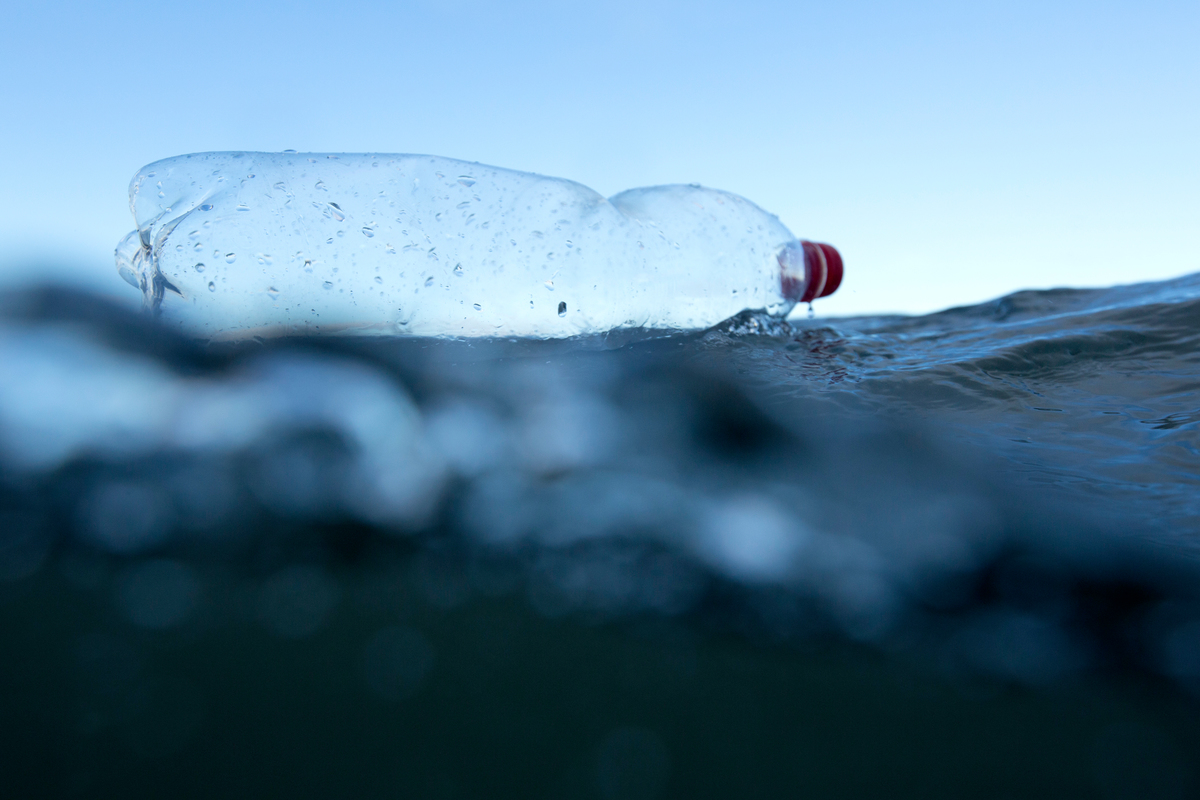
[175,244,184,252]
[328,203,345,222]
[315,180,327,191]
[424,276,434,287]
[194,263,206,273]
[225,253,236,263]
[453,264,463,276]
[273,181,286,190]
[194,242,203,252]
[374,276,383,284]
[807,303,815,319]
[558,302,567,317]
[458,177,475,187]
[208,281,216,292]
[362,227,374,238]
[473,303,481,311]
[323,281,334,290]
[303,260,313,272]
[188,230,200,240]
[200,203,214,211]
[236,203,249,212]
[283,149,297,153]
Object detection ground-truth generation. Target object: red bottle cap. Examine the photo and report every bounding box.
[783,241,843,303]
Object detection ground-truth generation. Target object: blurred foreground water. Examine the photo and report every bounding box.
[2,274,1199,798]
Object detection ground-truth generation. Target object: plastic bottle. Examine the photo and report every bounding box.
[115,152,842,339]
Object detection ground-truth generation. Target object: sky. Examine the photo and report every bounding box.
[0,0,1196,317]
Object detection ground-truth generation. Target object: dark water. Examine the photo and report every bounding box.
[1,276,1199,798]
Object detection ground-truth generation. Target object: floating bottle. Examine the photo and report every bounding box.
[115,152,842,339]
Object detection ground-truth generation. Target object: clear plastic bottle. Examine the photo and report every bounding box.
[115,152,842,339]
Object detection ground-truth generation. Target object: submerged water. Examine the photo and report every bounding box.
[1,273,1199,797]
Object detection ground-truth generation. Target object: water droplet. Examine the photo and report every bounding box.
[194,263,206,273]
[188,230,200,240]
[323,281,334,290]
[424,276,434,287]
[362,227,374,238]
[236,203,249,211]
[326,238,334,244]
[558,301,567,317]
[473,303,482,311]
[529,299,534,308]
[457,177,475,187]
[453,264,463,276]
[328,203,345,222]
[208,281,216,292]
[267,287,280,299]
[225,253,236,263]
[304,260,313,272]
[273,181,286,190]
[175,244,183,252]
[199,203,214,211]
[374,276,383,284]
[315,180,327,191]
[283,149,297,153]
[193,242,203,252]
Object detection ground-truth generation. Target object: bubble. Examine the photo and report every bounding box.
[362,626,435,701]
[257,564,340,638]
[116,559,200,630]
[78,481,173,555]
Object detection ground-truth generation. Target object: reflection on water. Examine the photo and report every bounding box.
[1,275,1199,797]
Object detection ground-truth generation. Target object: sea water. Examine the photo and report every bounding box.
[1,272,1198,797]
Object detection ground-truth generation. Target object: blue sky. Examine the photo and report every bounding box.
[1,0,1195,315]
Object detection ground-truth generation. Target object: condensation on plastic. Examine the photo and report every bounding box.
[116,152,814,339]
